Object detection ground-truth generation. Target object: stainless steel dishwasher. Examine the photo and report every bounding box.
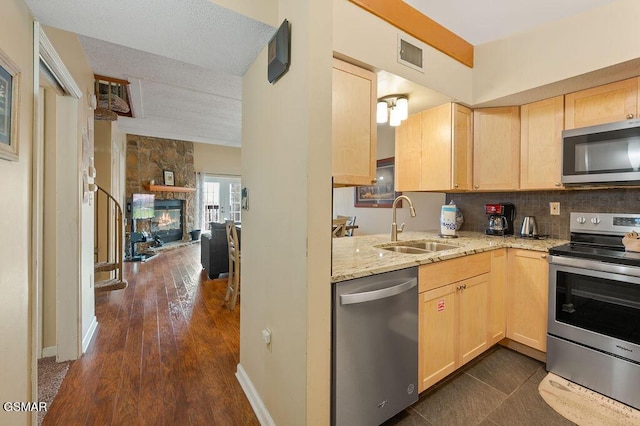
[332,267,418,426]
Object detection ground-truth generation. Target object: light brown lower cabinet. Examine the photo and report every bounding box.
[418,253,492,392]
[506,249,549,352]
[488,249,507,345]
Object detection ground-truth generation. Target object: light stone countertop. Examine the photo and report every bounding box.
[331,230,569,283]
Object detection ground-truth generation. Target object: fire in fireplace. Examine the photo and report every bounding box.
[152,199,183,242]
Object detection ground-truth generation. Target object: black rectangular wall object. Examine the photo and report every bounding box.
[268,19,290,84]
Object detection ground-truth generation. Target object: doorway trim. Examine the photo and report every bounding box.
[31,20,83,417]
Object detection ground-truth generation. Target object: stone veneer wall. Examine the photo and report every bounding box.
[126,135,196,241]
[446,188,640,240]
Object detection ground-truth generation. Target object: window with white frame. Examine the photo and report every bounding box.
[201,176,241,229]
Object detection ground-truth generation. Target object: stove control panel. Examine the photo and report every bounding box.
[571,212,640,235]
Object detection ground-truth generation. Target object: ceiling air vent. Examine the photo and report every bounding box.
[398,35,424,73]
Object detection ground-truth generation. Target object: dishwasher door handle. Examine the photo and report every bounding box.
[340,278,417,305]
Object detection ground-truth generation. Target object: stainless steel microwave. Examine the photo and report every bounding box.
[562,119,640,185]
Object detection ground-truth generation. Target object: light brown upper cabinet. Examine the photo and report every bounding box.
[473,107,520,191]
[332,58,377,186]
[564,77,640,130]
[395,103,472,192]
[520,96,564,190]
[395,112,422,192]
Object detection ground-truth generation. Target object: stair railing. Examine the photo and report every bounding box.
[94,185,125,288]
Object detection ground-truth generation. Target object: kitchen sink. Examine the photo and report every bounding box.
[400,241,458,251]
[381,246,429,254]
[378,241,459,254]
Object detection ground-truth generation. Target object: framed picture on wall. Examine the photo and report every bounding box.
[354,157,401,208]
[163,170,175,186]
[0,48,21,161]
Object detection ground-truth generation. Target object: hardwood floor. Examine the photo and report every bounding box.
[44,244,258,425]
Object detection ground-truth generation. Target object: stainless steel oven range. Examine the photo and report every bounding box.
[548,212,640,409]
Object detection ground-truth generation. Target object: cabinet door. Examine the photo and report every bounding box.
[473,107,520,191]
[488,249,506,345]
[452,104,473,191]
[506,249,549,352]
[332,58,377,186]
[458,274,489,366]
[564,77,639,130]
[421,104,452,191]
[520,96,564,190]
[395,113,422,191]
[419,283,457,392]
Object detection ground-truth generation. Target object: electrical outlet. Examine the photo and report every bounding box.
[550,202,560,216]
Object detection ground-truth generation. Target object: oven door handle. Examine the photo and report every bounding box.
[549,255,640,278]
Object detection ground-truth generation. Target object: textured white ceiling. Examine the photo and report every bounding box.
[26,0,274,75]
[404,0,618,45]
[26,0,275,146]
[79,36,242,146]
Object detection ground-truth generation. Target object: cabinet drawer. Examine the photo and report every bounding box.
[419,252,491,293]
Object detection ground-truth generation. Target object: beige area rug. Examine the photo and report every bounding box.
[539,372,640,426]
[37,357,72,425]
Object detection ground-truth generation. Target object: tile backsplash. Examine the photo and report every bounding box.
[446,188,640,240]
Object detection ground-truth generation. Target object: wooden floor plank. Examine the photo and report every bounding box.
[43,245,258,425]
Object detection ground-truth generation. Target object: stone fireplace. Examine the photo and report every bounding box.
[126,135,196,246]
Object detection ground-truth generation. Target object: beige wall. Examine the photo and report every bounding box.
[193,142,241,176]
[0,1,34,424]
[473,0,640,105]
[333,0,473,105]
[240,0,332,424]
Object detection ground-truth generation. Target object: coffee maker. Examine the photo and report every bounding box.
[484,203,516,236]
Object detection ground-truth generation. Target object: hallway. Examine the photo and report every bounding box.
[44,245,258,425]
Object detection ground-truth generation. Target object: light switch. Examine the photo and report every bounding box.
[261,328,272,345]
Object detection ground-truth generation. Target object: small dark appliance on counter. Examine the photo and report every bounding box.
[484,203,516,236]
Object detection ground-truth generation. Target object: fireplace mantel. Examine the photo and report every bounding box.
[143,184,196,193]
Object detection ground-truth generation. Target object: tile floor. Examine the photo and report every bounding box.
[384,346,575,426]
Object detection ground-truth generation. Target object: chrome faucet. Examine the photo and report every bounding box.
[391,195,416,241]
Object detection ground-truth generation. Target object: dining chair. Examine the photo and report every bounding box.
[332,218,348,238]
[224,220,241,310]
[337,215,356,236]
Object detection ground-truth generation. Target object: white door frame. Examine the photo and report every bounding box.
[31,20,83,411]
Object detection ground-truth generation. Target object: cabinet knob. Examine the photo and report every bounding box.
[474,185,479,189]
[541,254,547,259]
[555,182,562,187]
[454,184,459,188]
[627,113,635,119]
[372,178,377,184]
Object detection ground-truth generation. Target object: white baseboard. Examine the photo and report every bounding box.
[41,346,56,358]
[82,316,98,353]
[236,363,275,426]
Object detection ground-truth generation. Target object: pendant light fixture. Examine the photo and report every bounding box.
[376,95,409,126]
